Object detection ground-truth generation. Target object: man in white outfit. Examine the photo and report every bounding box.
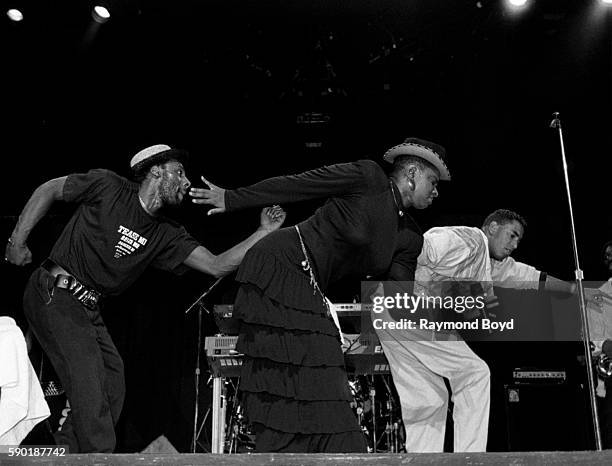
[374,209,575,452]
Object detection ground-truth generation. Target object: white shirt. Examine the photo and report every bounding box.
[587,279,612,353]
[0,317,50,446]
[415,226,541,304]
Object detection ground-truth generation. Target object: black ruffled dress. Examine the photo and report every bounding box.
[225,160,423,452]
[235,228,365,452]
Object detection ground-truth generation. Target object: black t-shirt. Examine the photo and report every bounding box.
[49,169,199,296]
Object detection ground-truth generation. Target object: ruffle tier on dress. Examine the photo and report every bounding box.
[232,228,366,452]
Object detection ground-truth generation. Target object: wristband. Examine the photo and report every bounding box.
[538,272,547,291]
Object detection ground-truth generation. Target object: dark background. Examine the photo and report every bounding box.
[1,0,611,452]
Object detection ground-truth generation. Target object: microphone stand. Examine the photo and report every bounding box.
[186,277,224,452]
[550,112,602,450]
[185,277,224,316]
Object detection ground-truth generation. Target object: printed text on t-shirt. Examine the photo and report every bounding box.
[115,225,149,258]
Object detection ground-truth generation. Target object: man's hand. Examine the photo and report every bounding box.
[5,239,32,266]
[189,177,226,215]
[259,205,286,232]
[585,287,612,306]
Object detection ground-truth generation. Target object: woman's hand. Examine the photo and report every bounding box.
[189,176,226,215]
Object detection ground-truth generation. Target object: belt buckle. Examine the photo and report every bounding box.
[72,282,84,295]
[78,289,99,310]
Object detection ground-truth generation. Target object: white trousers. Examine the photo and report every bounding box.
[376,327,490,452]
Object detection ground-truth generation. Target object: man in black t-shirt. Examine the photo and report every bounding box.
[4,144,285,453]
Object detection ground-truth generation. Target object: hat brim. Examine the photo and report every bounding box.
[383,143,450,181]
[131,149,190,173]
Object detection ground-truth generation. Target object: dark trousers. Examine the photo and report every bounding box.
[603,380,612,449]
[22,267,125,453]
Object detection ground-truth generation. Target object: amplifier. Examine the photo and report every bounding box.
[344,354,390,375]
[205,333,391,377]
[504,382,593,451]
[331,303,373,316]
[205,335,242,377]
[343,333,384,355]
[213,303,373,318]
[212,305,240,335]
[213,303,374,335]
[205,335,239,355]
[343,333,389,374]
[213,304,234,318]
[512,368,566,384]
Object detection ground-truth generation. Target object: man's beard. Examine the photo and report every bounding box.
[160,179,182,208]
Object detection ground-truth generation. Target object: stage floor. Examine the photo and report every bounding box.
[3,451,612,466]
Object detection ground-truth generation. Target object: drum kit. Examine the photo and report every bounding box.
[222,379,256,453]
[347,374,405,453]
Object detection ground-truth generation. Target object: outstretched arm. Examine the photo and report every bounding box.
[183,205,286,277]
[494,259,577,296]
[5,176,67,266]
[543,274,576,295]
[189,160,371,215]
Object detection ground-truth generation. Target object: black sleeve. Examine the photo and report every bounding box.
[63,169,117,204]
[151,225,200,275]
[379,232,423,321]
[388,233,424,282]
[385,232,424,296]
[225,160,375,211]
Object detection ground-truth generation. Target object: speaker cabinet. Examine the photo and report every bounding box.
[504,383,593,451]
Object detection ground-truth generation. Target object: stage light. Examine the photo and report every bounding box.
[504,0,530,14]
[6,8,23,21]
[601,0,612,5]
[92,5,110,23]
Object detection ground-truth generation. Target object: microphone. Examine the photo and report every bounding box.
[184,276,224,315]
[550,112,561,129]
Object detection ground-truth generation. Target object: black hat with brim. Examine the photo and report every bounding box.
[383,137,450,181]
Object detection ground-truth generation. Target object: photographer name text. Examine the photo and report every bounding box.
[372,317,515,332]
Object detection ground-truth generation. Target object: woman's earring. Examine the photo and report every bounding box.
[408,180,415,191]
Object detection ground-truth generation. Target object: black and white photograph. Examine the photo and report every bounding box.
[2,1,612,464]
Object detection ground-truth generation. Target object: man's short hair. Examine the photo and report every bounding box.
[390,155,440,179]
[482,209,527,230]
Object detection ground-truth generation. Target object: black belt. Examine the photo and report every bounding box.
[41,259,102,310]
